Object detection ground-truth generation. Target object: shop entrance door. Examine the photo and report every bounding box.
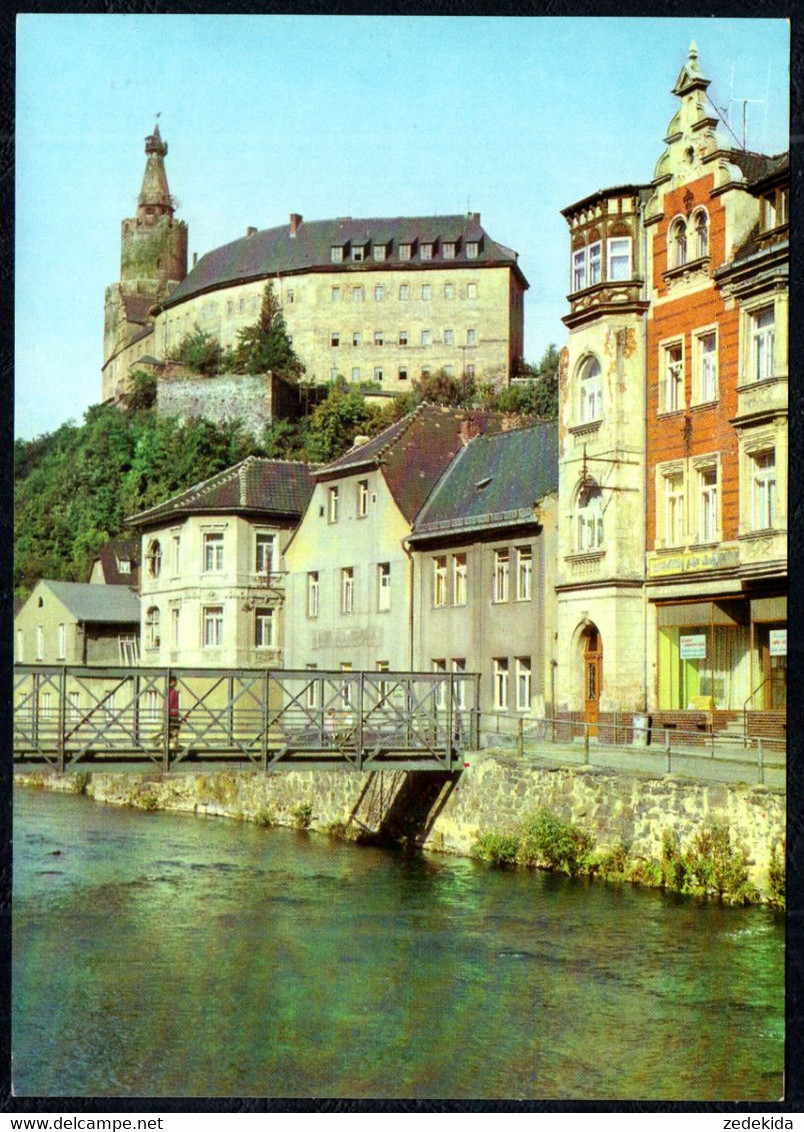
[758,624,787,710]
[583,627,602,737]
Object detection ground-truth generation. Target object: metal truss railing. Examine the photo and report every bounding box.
[13,665,480,773]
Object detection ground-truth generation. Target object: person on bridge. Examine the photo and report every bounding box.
[168,677,182,752]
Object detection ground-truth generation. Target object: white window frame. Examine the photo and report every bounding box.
[659,339,685,414]
[607,236,632,281]
[203,532,224,573]
[399,283,409,300]
[255,607,275,648]
[420,243,433,261]
[145,607,160,650]
[444,328,454,346]
[399,244,412,261]
[693,209,709,259]
[36,624,44,661]
[202,605,224,649]
[421,329,431,347]
[421,284,432,301]
[578,356,603,424]
[171,606,180,648]
[373,245,386,262]
[442,243,455,260]
[330,246,343,263]
[452,658,467,710]
[466,328,477,346]
[693,326,718,405]
[467,282,477,299]
[695,461,719,544]
[516,657,532,712]
[749,305,775,383]
[377,562,391,611]
[328,486,339,523]
[256,532,276,575]
[307,572,319,618]
[576,480,604,552]
[352,331,362,347]
[432,659,446,709]
[374,285,384,301]
[444,283,454,299]
[466,241,479,259]
[661,466,686,548]
[398,330,408,347]
[493,549,510,603]
[306,665,318,709]
[341,567,354,615]
[357,479,368,518]
[453,554,467,605]
[493,658,509,711]
[669,217,687,269]
[751,449,777,531]
[57,623,66,660]
[516,546,532,601]
[433,557,447,607]
[374,330,383,346]
[331,285,341,302]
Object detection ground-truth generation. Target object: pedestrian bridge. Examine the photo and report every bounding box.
[13,665,480,774]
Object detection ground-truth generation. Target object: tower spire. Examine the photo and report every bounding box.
[138,122,173,222]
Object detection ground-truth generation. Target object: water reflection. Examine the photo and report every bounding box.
[13,788,783,1100]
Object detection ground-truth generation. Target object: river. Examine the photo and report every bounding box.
[12,787,784,1101]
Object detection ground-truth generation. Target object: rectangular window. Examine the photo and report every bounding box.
[118,558,131,575]
[444,328,454,346]
[420,243,433,261]
[466,241,479,259]
[516,547,532,601]
[516,657,532,711]
[351,367,361,382]
[376,660,390,703]
[398,366,408,381]
[660,342,684,413]
[433,556,447,607]
[41,691,52,720]
[374,366,384,382]
[432,659,446,708]
[400,244,412,261]
[357,479,368,517]
[494,549,510,602]
[374,285,384,301]
[444,283,454,299]
[57,623,66,659]
[697,465,718,543]
[588,241,602,285]
[465,364,475,379]
[256,533,275,575]
[377,562,391,611]
[374,330,383,346]
[330,331,340,347]
[453,554,467,605]
[421,329,431,347]
[203,532,224,572]
[572,247,586,291]
[373,245,386,262]
[340,663,353,709]
[607,237,632,281]
[442,242,456,260]
[696,330,718,403]
[171,607,180,648]
[172,534,181,576]
[331,286,341,302]
[307,572,319,618]
[306,664,318,709]
[341,567,354,614]
[452,658,467,710]
[665,471,685,546]
[399,330,408,347]
[422,284,431,301]
[466,328,477,346]
[353,286,364,303]
[444,365,454,378]
[203,605,224,648]
[399,283,409,300]
[750,306,775,382]
[16,629,23,662]
[328,486,339,523]
[579,362,602,423]
[421,366,431,379]
[352,246,364,262]
[752,451,776,530]
[331,247,343,263]
[353,331,362,347]
[238,296,245,315]
[255,607,275,648]
[493,658,509,710]
[467,282,477,299]
[285,288,295,304]
[68,690,81,723]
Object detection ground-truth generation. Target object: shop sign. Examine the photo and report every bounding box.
[769,629,787,657]
[680,634,707,659]
[648,547,739,577]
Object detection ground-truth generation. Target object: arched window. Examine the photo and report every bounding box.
[145,606,160,649]
[146,539,162,578]
[578,357,602,424]
[670,217,687,268]
[694,210,709,259]
[576,479,604,551]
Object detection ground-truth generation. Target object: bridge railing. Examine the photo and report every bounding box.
[13,665,480,772]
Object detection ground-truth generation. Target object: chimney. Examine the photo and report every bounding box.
[352,434,370,448]
[246,226,257,238]
[471,212,481,224]
[458,414,482,446]
[290,213,302,236]
[192,252,198,266]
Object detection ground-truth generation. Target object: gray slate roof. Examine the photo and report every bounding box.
[410,422,558,539]
[126,456,318,527]
[161,214,526,309]
[42,581,141,624]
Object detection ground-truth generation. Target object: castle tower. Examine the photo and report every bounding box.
[120,123,187,296]
[103,124,188,401]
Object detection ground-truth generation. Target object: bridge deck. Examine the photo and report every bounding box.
[13,665,480,773]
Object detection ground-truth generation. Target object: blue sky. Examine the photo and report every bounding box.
[15,14,790,439]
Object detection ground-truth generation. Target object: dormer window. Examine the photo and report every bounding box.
[420,242,433,261]
[399,243,412,261]
[117,558,131,575]
[352,245,365,262]
[442,241,456,260]
[373,243,387,262]
[761,187,788,232]
[331,245,344,263]
[465,241,479,259]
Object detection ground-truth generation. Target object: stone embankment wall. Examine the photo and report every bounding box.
[157,373,297,435]
[15,753,785,897]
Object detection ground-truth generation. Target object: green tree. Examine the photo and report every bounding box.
[298,379,384,463]
[169,327,223,375]
[121,369,158,411]
[411,367,476,408]
[233,284,305,379]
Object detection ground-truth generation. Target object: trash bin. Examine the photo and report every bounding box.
[632,713,650,747]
